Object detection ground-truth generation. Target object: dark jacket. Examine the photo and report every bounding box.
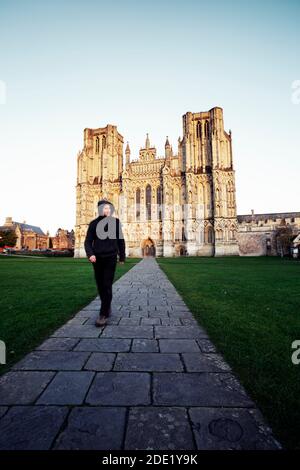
[84,200,126,261]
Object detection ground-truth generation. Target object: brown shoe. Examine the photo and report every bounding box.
[95,315,107,327]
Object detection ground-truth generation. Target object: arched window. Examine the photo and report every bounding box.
[102,135,106,149]
[216,229,223,240]
[196,121,202,139]
[205,120,209,138]
[157,185,162,220]
[208,227,214,243]
[146,184,151,220]
[136,188,141,221]
[95,136,99,153]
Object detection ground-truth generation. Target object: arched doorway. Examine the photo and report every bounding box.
[141,238,156,257]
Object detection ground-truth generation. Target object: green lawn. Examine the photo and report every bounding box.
[0,255,138,375]
[157,256,300,450]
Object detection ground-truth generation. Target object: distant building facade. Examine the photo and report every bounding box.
[0,217,75,252]
[51,228,75,250]
[237,210,300,256]
[0,217,49,250]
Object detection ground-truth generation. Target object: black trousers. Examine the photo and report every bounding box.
[92,254,117,316]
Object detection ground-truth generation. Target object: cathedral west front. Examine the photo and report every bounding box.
[74,107,239,258]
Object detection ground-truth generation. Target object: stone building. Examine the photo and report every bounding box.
[237,210,300,256]
[0,217,49,250]
[51,228,75,250]
[75,107,239,258]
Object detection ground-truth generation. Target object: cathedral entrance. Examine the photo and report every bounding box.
[141,238,156,257]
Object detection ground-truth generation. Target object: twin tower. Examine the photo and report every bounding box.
[74,107,239,257]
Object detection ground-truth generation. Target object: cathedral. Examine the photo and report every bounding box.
[74,107,239,258]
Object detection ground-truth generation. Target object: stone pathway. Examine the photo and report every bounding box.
[0,258,281,450]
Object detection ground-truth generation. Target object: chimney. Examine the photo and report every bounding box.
[4,217,13,226]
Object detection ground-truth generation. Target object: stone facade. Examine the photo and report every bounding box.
[51,228,75,250]
[0,217,75,252]
[237,211,300,256]
[0,217,49,250]
[75,107,239,258]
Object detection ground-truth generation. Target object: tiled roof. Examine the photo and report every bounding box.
[0,222,45,235]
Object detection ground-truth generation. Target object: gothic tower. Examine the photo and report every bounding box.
[181,107,239,255]
[74,124,124,257]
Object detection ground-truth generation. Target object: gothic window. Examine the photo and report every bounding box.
[205,120,209,138]
[216,228,223,240]
[208,227,214,243]
[102,135,106,149]
[146,184,151,221]
[196,121,202,139]
[95,136,99,153]
[157,185,162,220]
[136,188,141,221]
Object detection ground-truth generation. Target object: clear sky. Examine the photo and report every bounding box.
[0,0,299,235]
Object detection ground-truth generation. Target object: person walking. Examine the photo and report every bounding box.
[84,199,126,327]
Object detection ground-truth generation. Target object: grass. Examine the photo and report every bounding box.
[157,256,300,450]
[0,255,138,375]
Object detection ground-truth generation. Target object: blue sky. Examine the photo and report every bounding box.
[0,0,299,235]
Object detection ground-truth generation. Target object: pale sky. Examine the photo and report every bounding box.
[0,0,299,235]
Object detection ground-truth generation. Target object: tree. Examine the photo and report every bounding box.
[0,230,17,248]
[275,221,294,257]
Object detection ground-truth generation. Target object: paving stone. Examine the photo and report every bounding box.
[180,318,200,326]
[84,353,116,371]
[37,371,94,405]
[53,407,126,450]
[0,371,55,405]
[101,325,154,339]
[51,324,101,338]
[161,318,182,326]
[119,317,141,325]
[182,353,231,372]
[141,317,161,325]
[0,407,8,419]
[125,407,195,450]
[153,373,253,407]
[12,351,90,371]
[189,407,281,450]
[65,317,89,325]
[197,339,217,353]
[81,306,100,312]
[86,372,151,405]
[132,339,159,353]
[36,337,79,351]
[129,311,150,317]
[114,353,183,372]
[75,310,97,318]
[159,339,200,353]
[85,316,121,325]
[171,305,190,312]
[149,311,170,318]
[0,406,68,450]
[74,338,131,352]
[155,326,208,339]
[168,312,194,318]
